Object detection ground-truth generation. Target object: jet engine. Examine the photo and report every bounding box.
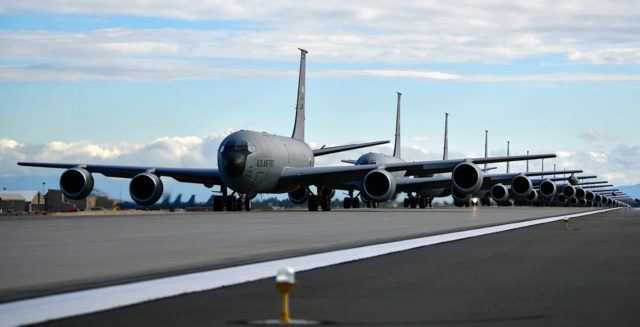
[556,194,568,205]
[526,189,538,202]
[575,188,586,200]
[362,169,396,202]
[561,184,576,199]
[451,186,472,203]
[594,194,602,203]
[490,183,509,203]
[129,172,164,206]
[585,191,595,202]
[452,161,483,194]
[569,198,578,206]
[539,179,557,199]
[511,175,533,198]
[59,167,94,199]
[578,199,587,206]
[288,186,309,204]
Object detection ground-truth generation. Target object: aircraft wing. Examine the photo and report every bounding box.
[278,153,556,186]
[381,153,557,176]
[312,140,389,157]
[481,169,583,188]
[17,162,222,186]
[396,176,453,192]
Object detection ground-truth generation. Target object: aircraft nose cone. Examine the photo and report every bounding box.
[221,150,247,178]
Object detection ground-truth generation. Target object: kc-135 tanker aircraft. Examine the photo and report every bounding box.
[18,49,629,210]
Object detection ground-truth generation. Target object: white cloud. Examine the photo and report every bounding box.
[1,0,639,70]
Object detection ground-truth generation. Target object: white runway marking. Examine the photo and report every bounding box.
[0,208,617,327]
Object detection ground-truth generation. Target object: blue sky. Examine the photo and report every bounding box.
[1,1,639,201]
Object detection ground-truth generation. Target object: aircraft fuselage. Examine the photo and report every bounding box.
[218,130,314,194]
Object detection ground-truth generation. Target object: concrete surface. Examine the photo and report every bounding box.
[0,207,594,301]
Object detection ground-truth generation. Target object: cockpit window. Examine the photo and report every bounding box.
[219,142,255,153]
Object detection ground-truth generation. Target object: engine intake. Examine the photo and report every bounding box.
[539,179,556,199]
[452,162,483,194]
[585,191,595,202]
[362,169,396,202]
[490,183,509,203]
[575,188,586,200]
[451,186,472,203]
[526,189,538,202]
[288,187,309,205]
[511,175,533,198]
[129,172,164,206]
[60,168,94,199]
[561,184,576,199]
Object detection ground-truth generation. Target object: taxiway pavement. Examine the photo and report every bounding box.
[1,207,594,302]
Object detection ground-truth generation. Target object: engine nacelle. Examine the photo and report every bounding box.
[594,194,602,203]
[490,183,509,203]
[556,194,568,205]
[511,175,533,198]
[129,172,164,206]
[574,187,586,200]
[526,189,538,202]
[362,169,396,202]
[452,161,483,194]
[539,179,557,199]
[451,186,472,203]
[578,199,587,206]
[569,198,578,206]
[561,184,576,199]
[585,191,595,202]
[288,186,309,204]
[59,168,94,199]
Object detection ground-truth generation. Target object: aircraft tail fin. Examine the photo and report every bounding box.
[291,48,308,141]
[393,92,402,159]
[442,112,449,160]
[483,130,488,169]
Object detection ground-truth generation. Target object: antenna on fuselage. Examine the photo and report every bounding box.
[393,92,402,159]
[291,48,307,141]
[443,112,449,160]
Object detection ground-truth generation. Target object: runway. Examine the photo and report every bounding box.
[0,207,595,302]
[31,208,640,327]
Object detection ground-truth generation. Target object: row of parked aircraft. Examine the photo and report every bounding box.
[18,49,632,211]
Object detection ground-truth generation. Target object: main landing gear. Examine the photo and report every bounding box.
[308,189,334,211]
[403,193,430,208]
[343,190,361,209]
[212,187,252,212]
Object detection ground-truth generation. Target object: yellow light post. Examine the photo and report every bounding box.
[276,267,296,323]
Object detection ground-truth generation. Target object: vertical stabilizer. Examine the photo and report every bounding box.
[393,92,402,159]
[291,48,308,141]
[506,140,510,173]
[443,112,449,160]
[483,130,488,169]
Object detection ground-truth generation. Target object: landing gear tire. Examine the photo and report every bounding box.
[213,196,224,211]
[403,198,410,208]
[226,195,237,211]
[236,197,244,211]
[418,197,426,209]
[244,197,252,211]
[410,197,418,209]
[352,197,360,208]
[308,194,318,211]
[344,197,352,209]
[321,193,331,211]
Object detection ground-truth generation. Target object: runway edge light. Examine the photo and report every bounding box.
[276,267,296,323]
